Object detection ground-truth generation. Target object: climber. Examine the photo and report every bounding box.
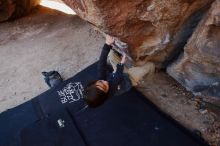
[84,34,132,108]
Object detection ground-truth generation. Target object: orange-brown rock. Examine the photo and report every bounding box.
[62,0,214,67]
[0,0,39,22]
[167,0,220,104]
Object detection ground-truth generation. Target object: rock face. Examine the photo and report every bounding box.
[62,0,214,67]
[0,0,39,22]
[167,0,220,103]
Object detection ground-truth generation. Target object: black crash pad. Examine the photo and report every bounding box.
[20,109,86,146]
[0,101,38,146]
[0,62,208,146]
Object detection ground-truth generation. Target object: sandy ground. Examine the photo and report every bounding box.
[0,6,104,113]
[137,73,220,146]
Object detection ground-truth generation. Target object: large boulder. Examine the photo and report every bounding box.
[167,0,220,103]
[62,0,214,67]
[0,0,39,22]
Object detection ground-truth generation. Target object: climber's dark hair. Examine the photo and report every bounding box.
[84,80,108,108]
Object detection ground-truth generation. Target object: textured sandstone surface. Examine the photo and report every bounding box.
[62,0,214,67]
[167,0,220,104]
[0,0,39,21]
